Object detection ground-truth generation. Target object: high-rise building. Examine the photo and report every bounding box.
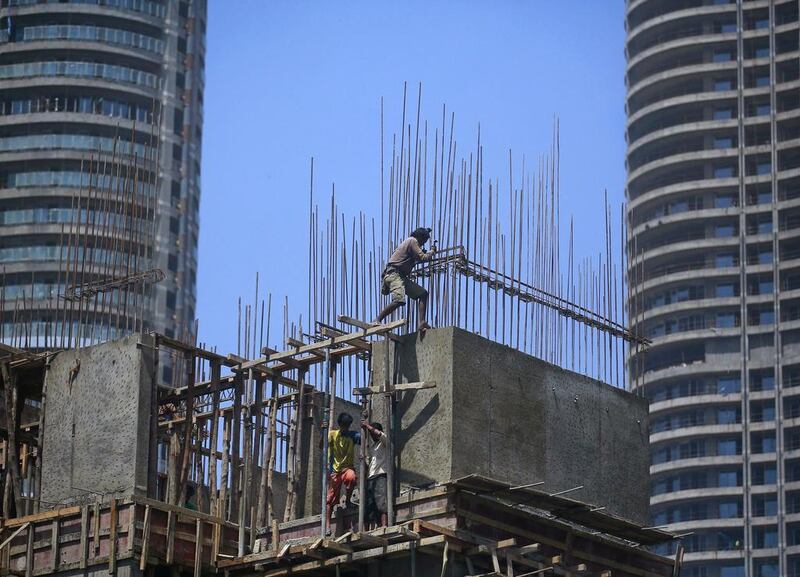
[625,1,800,576]
[0,0,204,351]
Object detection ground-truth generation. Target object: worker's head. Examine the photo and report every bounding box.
[371,422,383,432]
[337,412,354,431]
[411,227,432,246]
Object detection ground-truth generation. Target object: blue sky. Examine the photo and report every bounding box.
[198,1,627,355]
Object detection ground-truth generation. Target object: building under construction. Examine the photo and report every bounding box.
[0,319,680,577]
[1,89,675,575]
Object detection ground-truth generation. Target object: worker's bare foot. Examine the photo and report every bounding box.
[417,321,432,333]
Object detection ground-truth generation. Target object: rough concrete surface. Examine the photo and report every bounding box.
[373,327,650,525]
[39,334,155,508]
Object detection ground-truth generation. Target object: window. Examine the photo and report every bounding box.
[714,109,734,120]
[755,47,770,59]
[715,194,737,208]
[718,440,739,455]
[714,51,734,62]
[715,166,735,178]
[719,470,739,486]
[753,495,778,516]
[716,283,736,297]
[714,137,734,149]
[716,254,735,267]
[718,376,741,393]
[715,79,734,91]
[755,19,769,30]
[718,407,738,423]
[756,104,771,117]
[759,310,775,325]
[759,251,773,264]
[173,109,184,135]
[166,291,176,311]
[168,253,178,273]
[720,502,739,518]
[757,161,771,175]
[756,75,770,87]
[715,224,735,237]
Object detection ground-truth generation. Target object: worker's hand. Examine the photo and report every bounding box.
[361,420,369,430]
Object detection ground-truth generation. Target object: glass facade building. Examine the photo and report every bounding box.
[0,0,205,351]
[626,1,800,576]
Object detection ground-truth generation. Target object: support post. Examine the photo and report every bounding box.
[1,362,24,516]
[208,360,221,517]
[358,388,368,533]
[320,348,331,537]
[383,337,395,526]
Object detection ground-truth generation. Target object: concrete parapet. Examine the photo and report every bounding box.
[39,333,156,507]
[372,326,651,525]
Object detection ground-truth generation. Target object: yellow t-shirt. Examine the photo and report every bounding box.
[328,429,360,472]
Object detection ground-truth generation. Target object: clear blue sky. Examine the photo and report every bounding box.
[198,1,627,355]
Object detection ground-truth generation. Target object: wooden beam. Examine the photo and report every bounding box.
[337,315,402,342]
[50,519,59,572]
[139,505,151,572]
[318,326,371,351]
[353,381,437,396]
[238,318,405,371]
[108,498,118,575]
[194,519,203,577]
[165,510,175,564]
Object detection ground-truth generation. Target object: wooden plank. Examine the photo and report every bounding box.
[139,505,151,572]
[50,519,59,571]
[165,510,175,564]
[108,498,118,575]
[0,522,29,553]
[133,495,233,526]
[459,510,671,577]
[2,505,82,528]
[194,519,202,577]
[239,318,405,371]
[25,522,33,577]
[337,315,403,342]
[80,505,89,569]
[318,326,372,351]
[93,502,101,555]
[353,381,437,396]
[260,535,445,577]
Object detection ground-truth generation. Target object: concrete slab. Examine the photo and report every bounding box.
[372,326,650,525]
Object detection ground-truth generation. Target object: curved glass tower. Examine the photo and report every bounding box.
[626,1,800,576]
[0,0,204,351]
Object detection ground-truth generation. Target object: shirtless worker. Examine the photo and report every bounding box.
[375,227,436,332]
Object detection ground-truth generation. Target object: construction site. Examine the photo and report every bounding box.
[0,89,680,577]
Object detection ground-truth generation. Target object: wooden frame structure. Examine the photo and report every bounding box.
[1,479,678,577]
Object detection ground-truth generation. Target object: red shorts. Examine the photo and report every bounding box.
[327,468,356,506]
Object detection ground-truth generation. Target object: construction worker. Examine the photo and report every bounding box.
[375,227,436,332]
[362,420,388,528]
[325,412,360,531]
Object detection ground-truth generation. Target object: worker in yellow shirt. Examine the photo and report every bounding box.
[326,412,360,529]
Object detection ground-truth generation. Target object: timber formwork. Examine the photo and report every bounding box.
[3,478,678,577]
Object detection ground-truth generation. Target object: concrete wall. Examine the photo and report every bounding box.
[373,327,650,525]
[39,334,155,508]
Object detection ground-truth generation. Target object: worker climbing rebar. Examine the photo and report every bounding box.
[374,227,437,332]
